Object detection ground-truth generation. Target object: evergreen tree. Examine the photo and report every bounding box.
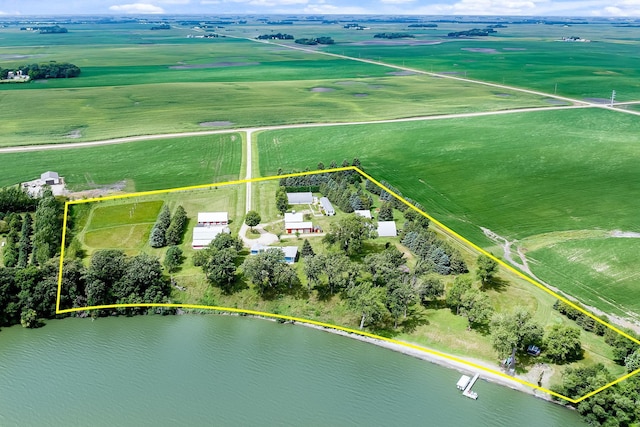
[378,202,394,221]
[301,239,315,257]
[163,246,184,273]
[17,214,32,268]
[165,205,187,246]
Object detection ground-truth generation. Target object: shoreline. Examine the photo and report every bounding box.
[197,310,566,407]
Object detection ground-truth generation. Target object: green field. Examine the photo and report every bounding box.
[527,237,640,318]
[256,108,640,315]
[0,134,242,192]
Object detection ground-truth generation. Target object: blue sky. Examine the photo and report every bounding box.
[0,0,638,17]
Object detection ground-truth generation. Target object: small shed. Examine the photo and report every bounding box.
[287,192,313,205]
[284,212,304,223]
[319,197,335,216]
[377,221,397,237]
[285,221,313,234]
[354,210,372,219]
[197,212,228,226]
[41,171,60,185]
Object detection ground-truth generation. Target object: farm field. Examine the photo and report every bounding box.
[256,107,640,316]
[526,237,640,319]
[1,24,556,146]
[0,134,242,192]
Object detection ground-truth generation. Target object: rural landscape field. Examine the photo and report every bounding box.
[1,14,640,425]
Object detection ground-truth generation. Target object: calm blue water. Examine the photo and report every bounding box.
[0,315,585,426]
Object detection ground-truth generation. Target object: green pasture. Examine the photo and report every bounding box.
[527,237,640,319]
[88,200,163,229]
[0,133,242,191]
[0,75,550,147]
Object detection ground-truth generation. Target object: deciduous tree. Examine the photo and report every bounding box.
[544,324,583,364]
[244,210,261,229]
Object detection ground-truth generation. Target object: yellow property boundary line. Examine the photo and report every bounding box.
[56,166,640,404]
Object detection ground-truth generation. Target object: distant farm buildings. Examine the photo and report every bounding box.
[192,211,230,249]
[21,171,65,197]
[287,192,313,205]
[250,244,299,264]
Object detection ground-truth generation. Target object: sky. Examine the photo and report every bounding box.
[0,0,638,17]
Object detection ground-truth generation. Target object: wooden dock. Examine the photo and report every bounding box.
[462,373,479,399]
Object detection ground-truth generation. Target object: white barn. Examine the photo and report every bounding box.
[284,212,304,223]
[354,210,372,219]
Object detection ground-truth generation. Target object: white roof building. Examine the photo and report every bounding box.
[41,171,60,185]
[319,197,335,216]
[250,244,298,263]
[197,212,228,225]
[354,210,372,219]
[192,225,230,249]
[377,221,397,237]
[285,221,313,232]
[287,192,313,205]
[284,212,304,223]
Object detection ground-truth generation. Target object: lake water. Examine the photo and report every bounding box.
[0,315,585,426]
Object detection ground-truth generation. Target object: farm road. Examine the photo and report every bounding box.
[244,36,640,118]
[0,104,588,154]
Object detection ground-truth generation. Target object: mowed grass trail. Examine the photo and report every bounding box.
[0,134,242,192]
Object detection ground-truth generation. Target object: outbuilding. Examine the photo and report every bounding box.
[377,221,397,237]
[192,225,230,249]
[250,244,299,264]
[319,197,335,216]
[285,221,314,234]
[284,212,304,223]
[41,171,61,185]
[354,210,372,219]
[197,212,228,226]
[287,192,313,205]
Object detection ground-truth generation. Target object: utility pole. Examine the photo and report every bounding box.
[610,90,616,107]
[554,83,557,94]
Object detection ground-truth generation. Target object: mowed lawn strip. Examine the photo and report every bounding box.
[0,134,242,192]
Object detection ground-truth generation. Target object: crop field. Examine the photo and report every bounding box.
[314,24,640,101]
[256,107,640,315]
[527,238,640,318]
[0,134,242,191]
[0,24,557,146]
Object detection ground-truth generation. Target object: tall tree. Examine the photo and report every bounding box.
[300,239,315,257]
[244,210,261,230]
[17,214,33,268]
[163,246,184,273]
[417,276,445,303]
[242,249,299,297]
[446,275,473,314]
[378,202,394,221]
[544,324,583,364]
[302,253,324,291]
[32,188,63,265]
[476,254,498,285]
[275,186,289,215]
[490,307,544,360]
[387,280,417,328]
[149,204,171,248]
[459,288,493,328]
[347,281,387,330]
[165,205,187,246]
[323,214,375,256]
[205,247,238,293]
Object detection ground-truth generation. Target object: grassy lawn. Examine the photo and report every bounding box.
[0,134,242,192]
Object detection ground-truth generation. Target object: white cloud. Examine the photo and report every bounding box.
[413,0,545,15]
[109,3,166,13]
[200,0,220,3]
[247,0,308,5]
[380,0,415,4]
[157,0,191,4]
[302,3,368,13]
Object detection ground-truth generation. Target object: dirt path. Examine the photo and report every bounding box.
[481,227,640,334]
[0,105,588,154]
[242,35,640,118]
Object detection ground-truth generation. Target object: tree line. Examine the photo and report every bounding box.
[295,36,335,45]
[447,28,497,37]
[256,33,293,40]
[1,62,81,80]
[373,33,415,39]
